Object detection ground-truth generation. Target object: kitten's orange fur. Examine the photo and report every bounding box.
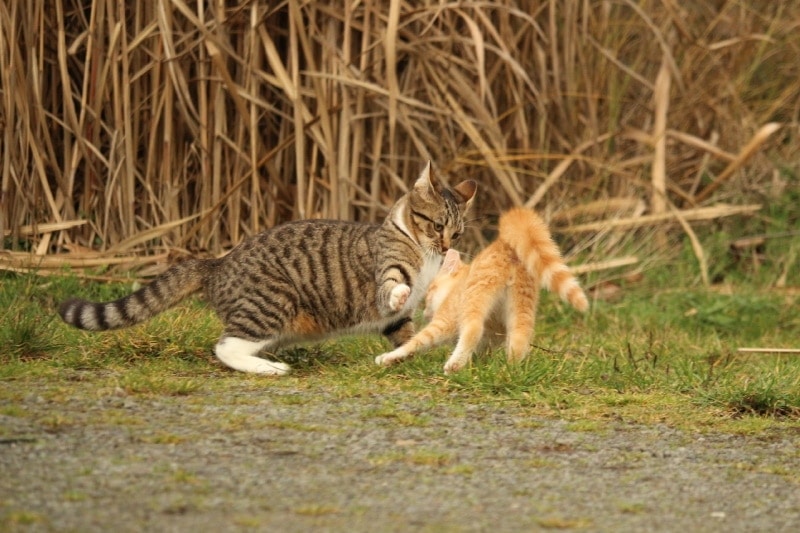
[375,207,588,373]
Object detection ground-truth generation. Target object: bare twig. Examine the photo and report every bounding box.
[737,348,800,355]
[694,123,783,203]
[571,256,639,275]
[559,205,762,234]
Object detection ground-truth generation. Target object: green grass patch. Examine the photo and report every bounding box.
[0,266,798,432]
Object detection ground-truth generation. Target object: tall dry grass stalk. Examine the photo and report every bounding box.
[1,1,797,268]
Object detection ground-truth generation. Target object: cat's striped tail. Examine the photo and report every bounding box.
[498,207,589,312]
[58,258,215,331]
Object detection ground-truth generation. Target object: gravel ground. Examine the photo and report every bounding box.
[1,379,799,532]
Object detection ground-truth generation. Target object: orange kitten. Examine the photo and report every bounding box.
[375,207,588,373]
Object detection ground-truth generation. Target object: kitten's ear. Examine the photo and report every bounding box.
[441,248,462,273]
[413,161,443,198]
[452,180,477,207]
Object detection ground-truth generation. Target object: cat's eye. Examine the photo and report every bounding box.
[452,232,462,241]
[433,222,444,232]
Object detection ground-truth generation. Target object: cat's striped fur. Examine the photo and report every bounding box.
[59,163,477,374]
[375,207,587,373]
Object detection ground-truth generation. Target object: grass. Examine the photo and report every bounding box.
[0,241,799,434]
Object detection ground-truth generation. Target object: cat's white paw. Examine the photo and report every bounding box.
[389,283,411,311]
[214,337,290,375]
[253,360,291,375]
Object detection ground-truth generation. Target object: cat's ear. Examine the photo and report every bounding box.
[452,180,477,207]
[441,248,462,273]
[413,161,443,198]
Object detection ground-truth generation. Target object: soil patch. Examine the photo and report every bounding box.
[2,381,799,532]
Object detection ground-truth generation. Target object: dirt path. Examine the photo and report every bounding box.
[2,380,799,532]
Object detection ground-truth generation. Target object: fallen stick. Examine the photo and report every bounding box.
[0,264,146,283]
[558,204,761,234]
[0,251,170,269]
[571,256,639,274]
[2,220,88,237]
[737,348,800,355]
[694,122,782,203]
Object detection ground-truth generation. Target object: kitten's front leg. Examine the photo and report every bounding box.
[443,346,471,374]
[376,317,455,366]
[443,320,484,374]
[375,345,413,366]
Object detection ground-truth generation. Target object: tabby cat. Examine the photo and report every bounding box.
[59,162,477,375]
[375,207,588,373]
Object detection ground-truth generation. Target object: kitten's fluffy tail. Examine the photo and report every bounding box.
[58,258,217,331]
[498,208,589,312]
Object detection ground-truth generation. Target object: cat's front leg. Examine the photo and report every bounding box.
[376,262,414,316]
[389,283,411,311]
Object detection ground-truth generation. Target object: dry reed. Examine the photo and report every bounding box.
[1,1,797,274]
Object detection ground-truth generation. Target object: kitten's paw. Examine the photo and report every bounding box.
[443,362,459,374]
[443,356,468,375]
[389,284,411,312]
[375,350,407,366]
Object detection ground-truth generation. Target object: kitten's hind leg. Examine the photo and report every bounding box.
[214,336,291,375]
[505,278,539,363]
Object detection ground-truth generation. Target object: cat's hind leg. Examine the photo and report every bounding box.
[212,295,296,375]
[214,336,291,375]
[381,316,415,347]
